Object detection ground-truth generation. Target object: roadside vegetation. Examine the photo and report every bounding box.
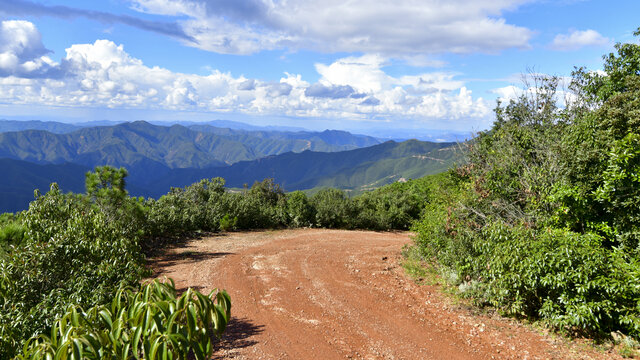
[0,162,431,358]
[410,29,640,347]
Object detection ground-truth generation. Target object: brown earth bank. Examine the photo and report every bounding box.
[149,229,622,360]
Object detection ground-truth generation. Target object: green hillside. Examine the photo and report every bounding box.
[0,121,384,172]
[147,139,459,196]
[189,125,382,153]
[0,121,457,211]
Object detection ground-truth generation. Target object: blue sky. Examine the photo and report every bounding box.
[0,0,638,136]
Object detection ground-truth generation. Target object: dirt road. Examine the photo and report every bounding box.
[150,229,620,360]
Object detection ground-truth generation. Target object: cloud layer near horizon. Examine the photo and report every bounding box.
[0,20,492,129]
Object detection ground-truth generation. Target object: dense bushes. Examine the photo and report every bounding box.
[0,183,148,358]
[0,212,26,257]
[147,176,430,235]
[412,30,640,338]
[17,280,230,360]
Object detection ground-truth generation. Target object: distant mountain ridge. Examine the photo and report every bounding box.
[0,121,385,182]
[133,139,458,197]
[0,120,461,212]
[0,120,82,134]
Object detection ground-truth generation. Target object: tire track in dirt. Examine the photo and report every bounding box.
[149,229,621,360]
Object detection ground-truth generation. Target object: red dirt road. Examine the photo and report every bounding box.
[150,229,620,360]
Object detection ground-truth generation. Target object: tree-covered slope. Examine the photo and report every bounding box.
[0,121,253,169]
[189,125,383,153]
[0,121,385,173]
[145,140,458,196]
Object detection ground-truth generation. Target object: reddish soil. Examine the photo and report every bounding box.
[150,229,621,360]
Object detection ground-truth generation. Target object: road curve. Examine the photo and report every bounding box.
[150,229,620,360]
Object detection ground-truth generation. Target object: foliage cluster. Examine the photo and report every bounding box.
[147,175,432,238]
[0,181,148,358]
[412,29,640,338]
[17,280,230,360]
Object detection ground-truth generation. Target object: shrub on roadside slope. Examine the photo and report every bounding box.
[412,30,640,338]
[0,183,147,358]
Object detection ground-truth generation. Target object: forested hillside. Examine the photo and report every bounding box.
[151,139,456,196]
[0,138,457,212]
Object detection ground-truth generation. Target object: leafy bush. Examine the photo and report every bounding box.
[219,214,237,231]
[285,191,315,228]
[0,181,146,358]
[470,223,640,336]
[17,280,231,360]
[147,178,227,238]
[311,188,354,228]
[229,179,287,230]
[412,29,640,339]
[0,218,27,258]
[353,182,425,230]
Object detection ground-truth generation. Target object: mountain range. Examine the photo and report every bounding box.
[0,120,460,212]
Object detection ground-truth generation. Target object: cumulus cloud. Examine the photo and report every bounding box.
[0,0,193,42]
[551,29,609,51]
[0,21,491,129]
[0,20,59,78]
[130,0,532,56]
[237,79,255,91]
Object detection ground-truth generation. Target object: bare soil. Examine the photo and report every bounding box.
[149,229,621,360]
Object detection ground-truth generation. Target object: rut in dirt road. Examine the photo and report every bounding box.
[150,229,621,360]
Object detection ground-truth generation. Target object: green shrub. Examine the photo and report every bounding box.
[469,224,640,336]
[353,184,424,230]
[0,221,27,257]
[0,183,147,359]
[219,214,238,231]
[411,30,640,340]
[148,178,227,238]
[285,191,315,228]
[311,188,353,228]
[17,280,231,360]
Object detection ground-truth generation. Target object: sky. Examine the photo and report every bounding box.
[0,0,638,137]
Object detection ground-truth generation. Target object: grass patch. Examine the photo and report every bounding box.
[401,245,439,286]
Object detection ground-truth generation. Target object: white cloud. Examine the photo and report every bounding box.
[551,29,609,51]
[130,0,533,56]
[0,21,492,130]
[0,20,58,77]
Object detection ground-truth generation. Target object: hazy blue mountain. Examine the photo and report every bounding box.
[0,139,458,212]
[187,125,383,153]
[0,159,89,213]
[0,121,383,172]
[0,120,82,134]
[163,120,307,132]
[0,121,253,168]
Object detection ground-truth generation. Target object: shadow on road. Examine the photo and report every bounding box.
[149,251,234,277]
[212,317,265,359]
